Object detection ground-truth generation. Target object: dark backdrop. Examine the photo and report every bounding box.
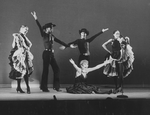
[0,0,150,86]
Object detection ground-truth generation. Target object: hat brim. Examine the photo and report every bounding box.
[43,23,56,29]
[79,30,89,36]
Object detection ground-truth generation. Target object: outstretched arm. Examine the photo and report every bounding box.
[67,39,78,48]
[87,60,110,72]
[31,11,44,37]
[69,59,80,71]
[102,39,112,54]
[86,28,109,43]
[53,35,69,47]
[60,40,78,50]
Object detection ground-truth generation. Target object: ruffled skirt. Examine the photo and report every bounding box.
[8,48,34,80]
[103,44,134,78]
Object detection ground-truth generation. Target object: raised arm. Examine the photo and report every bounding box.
[86,28,109,43]
[12,33,18,48]
[87,60,110,72]
[31,11,44,37]
[69,59,80,71]
[102,39,113,54]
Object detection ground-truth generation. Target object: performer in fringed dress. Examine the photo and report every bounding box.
[119,36,134,78]
[8,25,34,94]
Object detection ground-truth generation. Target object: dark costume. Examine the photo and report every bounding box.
[103,38,134,90]
[103,39,134,78]
[66,74,111,94]
[68,31,104,66]
[35,19,69,91]
[103,39,122,77]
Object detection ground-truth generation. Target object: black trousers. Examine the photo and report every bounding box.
[40,50,60,90]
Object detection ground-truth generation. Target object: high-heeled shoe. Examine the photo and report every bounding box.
[113,87,122,94]
[107,89,114,95]
[53,88,62,92]
[27,87,31,94]
[117,87,123,93]
[16,87,25,93]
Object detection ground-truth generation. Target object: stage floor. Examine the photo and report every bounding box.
[0,87,150,115]
[0,87,149,100]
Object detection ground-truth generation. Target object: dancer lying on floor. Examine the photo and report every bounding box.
[66,59,113,94]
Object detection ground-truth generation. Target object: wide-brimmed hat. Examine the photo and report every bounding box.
[42,23,56,30]
[79,28,89,36]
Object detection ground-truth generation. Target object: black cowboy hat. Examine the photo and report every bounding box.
[42,23,56,30]
[79,28,89,36]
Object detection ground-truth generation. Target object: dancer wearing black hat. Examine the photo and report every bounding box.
[31,11,69,92]
[63,28,108,66]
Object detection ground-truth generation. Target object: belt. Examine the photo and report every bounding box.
[83,53,90,56]
[45,49,54,53]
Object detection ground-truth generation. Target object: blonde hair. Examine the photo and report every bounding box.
[80,60,88,66]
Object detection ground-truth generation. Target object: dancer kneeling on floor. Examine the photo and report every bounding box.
[66,59,113,94]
